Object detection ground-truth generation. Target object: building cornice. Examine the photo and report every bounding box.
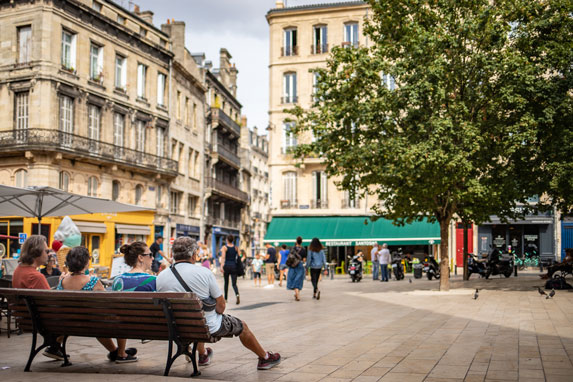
[266,1,367,21]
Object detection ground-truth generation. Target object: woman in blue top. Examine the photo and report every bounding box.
[306,238,327,300]
[278,244,289,287]
[287,236,306,301]
[113,242,156,292]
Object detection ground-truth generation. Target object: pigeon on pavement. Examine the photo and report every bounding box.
[473,289,479,300]
[546,289,555,299]
[537,287,547,296]
[409,279,412,283]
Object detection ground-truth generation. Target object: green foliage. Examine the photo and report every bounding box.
[289,0,572,289]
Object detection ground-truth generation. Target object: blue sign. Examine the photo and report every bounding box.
[19,233,27,244]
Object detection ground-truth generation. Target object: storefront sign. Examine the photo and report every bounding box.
[18,233,27,244]
[327,241,353,246]
[493,235,505,247]
[524,235,538,241]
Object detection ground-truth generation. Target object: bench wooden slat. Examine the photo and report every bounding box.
[10,305,206,319]
[12,312,207,326]
[9,300,201,312]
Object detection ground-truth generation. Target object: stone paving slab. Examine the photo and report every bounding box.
[1,269,573,381]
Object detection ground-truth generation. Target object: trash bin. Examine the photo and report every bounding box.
[413,264,423,279]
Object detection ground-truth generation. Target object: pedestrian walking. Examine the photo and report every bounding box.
[220,234,240,305]
[149,236,164,274]
[307,238,327,300]
[278,244,289,287]
[286,236,306,301]
[252,253,263,287]
[264,243,277,286]
[379,243,391,282]
[371,243,380,280]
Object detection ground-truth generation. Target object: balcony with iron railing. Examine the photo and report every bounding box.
[341,199,361,209]
[206,216,240,230]
[311,199,329,209]
[213,143,240,168]
[311,43,329,54]
[0,128,178,176]
[281,46,299,57]
[280,199,298,209]
[281,95,298,104]
[210,107,241,136]
[205,177,249,204]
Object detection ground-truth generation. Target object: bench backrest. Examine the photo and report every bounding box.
[0,288,213,342]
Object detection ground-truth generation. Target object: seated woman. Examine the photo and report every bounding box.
[40,253,62,278]
[540,248,573,279]
[112,242,156,291]
[57,246,138,363]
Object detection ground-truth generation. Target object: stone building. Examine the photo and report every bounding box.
[203,49,250,258]
[0,0,176,268]
[248,126,270,256]
[160,20,206,242]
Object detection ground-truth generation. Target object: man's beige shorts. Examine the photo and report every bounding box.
[265,263,275,276]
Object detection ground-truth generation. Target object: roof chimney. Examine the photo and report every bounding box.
[275,1,284,9]
[138,10,154,25]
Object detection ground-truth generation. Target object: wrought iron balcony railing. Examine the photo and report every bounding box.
[0,128,178,176]
[311,43,329,54]
[341,199,360,209]
[213,143,240,167]
[281,46,299,57]
[280,199,297,209]
[311,199,329,209]
[210,107,241,136]
[205,177,249,204]
[206,216,240,229]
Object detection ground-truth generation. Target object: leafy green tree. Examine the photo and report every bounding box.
[290,0,572,290]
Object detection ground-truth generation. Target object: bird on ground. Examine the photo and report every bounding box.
[473,289,479,300]
[546,289,555,299]
[537,287,547,296]
[409,279,412,283]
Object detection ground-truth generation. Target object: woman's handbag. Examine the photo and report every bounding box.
[286,248,302,268]
[236,256,245,277]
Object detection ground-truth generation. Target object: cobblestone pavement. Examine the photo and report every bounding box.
[1,269,572,382]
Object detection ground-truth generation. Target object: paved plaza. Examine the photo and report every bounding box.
[1,270,573,382]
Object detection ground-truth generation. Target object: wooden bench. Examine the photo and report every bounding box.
[0,288,219,377]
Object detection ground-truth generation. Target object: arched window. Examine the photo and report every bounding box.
[59,171,70,191]
[87,176,98,197]
[135,184,143,205]
[112,180,120,201]
[15,169,27,188]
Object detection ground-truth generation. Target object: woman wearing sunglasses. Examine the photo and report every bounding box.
[112,241,156,292]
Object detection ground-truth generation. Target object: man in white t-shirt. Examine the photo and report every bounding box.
[157,237,281,370]
[379,243,391,282]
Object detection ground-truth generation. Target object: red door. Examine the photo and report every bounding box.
[456,223,473,266]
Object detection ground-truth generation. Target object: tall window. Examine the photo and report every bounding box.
[87,105,100,142]
[15,92,29,141]
[156,185,163,208]
[92,1,102,12]
[283,28,297,56]
[61,30,76,70]
[176,91,181,119]
[283,72,297,103]
[59,95,74,146]
[188,196,197,217]
[344,22,359,48]
[89,44,103,82]
[135,184,143,205]
[156,126,165,157]
[115,55,126,90]
[18,26,32,64]
[135,120,145,152]
[313,25,328,54]
[113,113,124,150]
[282,171,297,207]
[87,176,98,197]
[157,73,166,106]
[312,171,328,208]
[170,191,180,214]
[137,64,147,98]
[382,73,396,91]
[15,169,27,188]
[344,190,358,209]
[193,103,197,129]
[112,180,120,201]
[59,171,70,191]
[283,122,297,153]
[184,97,190,125]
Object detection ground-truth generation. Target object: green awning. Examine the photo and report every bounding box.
[264,216,441,246]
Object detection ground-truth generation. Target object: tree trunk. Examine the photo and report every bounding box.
[439,219,450,291]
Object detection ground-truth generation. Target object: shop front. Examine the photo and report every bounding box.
[477,211,555,262]
[2,210,155,274]
[264,216,441,266]
[176,223,200,240]
[211,226,240,264]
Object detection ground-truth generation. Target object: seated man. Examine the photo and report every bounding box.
[156,237,280,370]
[541,248,573,279]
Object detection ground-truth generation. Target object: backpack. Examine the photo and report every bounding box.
[286,247,302,268]
[545,276,573,290]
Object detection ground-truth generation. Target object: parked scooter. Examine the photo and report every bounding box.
[347,254,363,282]
[424,254,440,280]
[467,253,488,279]
[485,247,513,279]
[391,250,405,280]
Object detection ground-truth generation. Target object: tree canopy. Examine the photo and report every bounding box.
[290,0,573,290]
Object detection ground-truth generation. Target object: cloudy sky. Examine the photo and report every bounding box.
[115,0,352,132]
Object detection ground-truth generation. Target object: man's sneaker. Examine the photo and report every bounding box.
[257,352,281,370]
[198,347,213,366]
[115,354,138,363]
[42,345,65,361]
